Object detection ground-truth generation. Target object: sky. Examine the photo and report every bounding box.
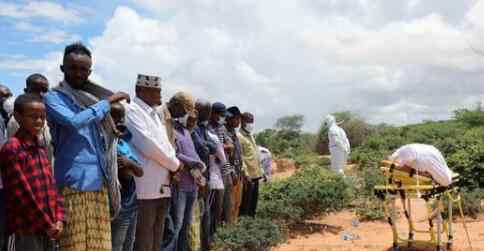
[1,0,484,132]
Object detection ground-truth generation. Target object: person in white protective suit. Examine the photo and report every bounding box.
[389,144,453,186]
[324,115,350,175]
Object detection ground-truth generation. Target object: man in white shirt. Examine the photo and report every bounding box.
[389,144,453,186]
[258,146,272,182]
[126,74,182,251]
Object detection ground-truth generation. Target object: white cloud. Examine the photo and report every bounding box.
[5,1,484,131]
[30,29,81,44]
[13,21,81,45]
[0,1,82,23]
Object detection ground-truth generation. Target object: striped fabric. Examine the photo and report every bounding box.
[59,187,111,251]
[188,199,201,251]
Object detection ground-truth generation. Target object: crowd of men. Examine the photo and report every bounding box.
[0,42,273,251]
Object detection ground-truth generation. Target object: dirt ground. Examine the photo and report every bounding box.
[273,198,484,251]
[270,161,484,251]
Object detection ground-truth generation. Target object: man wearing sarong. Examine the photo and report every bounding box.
[44,42,130,251]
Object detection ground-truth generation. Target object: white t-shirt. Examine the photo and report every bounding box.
[390,144,453,186]
[208,131,225,190]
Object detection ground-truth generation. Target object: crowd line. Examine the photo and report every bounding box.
[0,42,273,251]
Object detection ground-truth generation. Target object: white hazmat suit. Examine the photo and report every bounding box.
[324,115,350,175]
[389,144,453,186]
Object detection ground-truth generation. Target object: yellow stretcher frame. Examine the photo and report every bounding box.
[373,160,464,251]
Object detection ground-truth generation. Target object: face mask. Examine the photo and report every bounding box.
[200,120,209,127]
[218,117,226,126]
[244,123,254,133]
[177,114,189,128]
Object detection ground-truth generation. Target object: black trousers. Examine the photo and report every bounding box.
[209,189,225,238]
[240,179,259,217]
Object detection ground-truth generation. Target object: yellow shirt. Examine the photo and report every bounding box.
[238,129,263,179]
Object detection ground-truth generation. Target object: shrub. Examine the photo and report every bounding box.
[446,127,484,188]
[213,217,284,251]
[352,197,385,221]
[257,182,305,226]
[454,106,484,127]
[293,152,330,169]
[456,188,484,218]
[258,166,354,227]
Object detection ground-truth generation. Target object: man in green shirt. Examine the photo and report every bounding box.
[238,112,263,217]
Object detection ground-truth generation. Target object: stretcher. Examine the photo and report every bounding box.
[374,160,470,251]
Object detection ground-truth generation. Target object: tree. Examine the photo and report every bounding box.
[275,115,304,131]
[255,115,310,158]
[453,102,484,127]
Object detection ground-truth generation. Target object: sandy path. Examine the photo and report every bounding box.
[274,199,484,251]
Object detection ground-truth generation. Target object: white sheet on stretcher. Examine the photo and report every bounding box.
[390,144,453,186]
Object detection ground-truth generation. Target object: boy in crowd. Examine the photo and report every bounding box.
[0,94,65,250]
[110,103,144,251]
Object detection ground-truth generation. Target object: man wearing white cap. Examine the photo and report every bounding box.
[324,115,350,175]
[125,74,182,251]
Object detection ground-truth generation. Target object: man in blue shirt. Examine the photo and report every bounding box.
[44,42,129,251]
[192,99,217,251]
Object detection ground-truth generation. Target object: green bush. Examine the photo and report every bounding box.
[352,197,385,221]
[446,127,484,188]
[257,182,305,226]
[454,106,484,127]
[213,217,284,251]
[293,151,329,168]
[456,188,484,218]
[258,166,354,227]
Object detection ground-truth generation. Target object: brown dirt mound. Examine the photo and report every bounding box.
[272,159,297,180]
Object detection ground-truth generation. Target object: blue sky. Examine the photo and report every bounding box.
[0,0,132,95]
[1,0,484,131]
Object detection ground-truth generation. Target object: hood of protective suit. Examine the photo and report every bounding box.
[325,114,350,154]
[324,115,336,128]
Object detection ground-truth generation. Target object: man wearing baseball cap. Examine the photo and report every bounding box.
[208,102,235,224]
[225,106,244,222]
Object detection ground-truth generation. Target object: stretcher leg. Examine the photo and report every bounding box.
[384,196,400,251]
[447,194,454,249]
[399,191,414,247]
[436,198,443,251]
[425,198,436,244]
